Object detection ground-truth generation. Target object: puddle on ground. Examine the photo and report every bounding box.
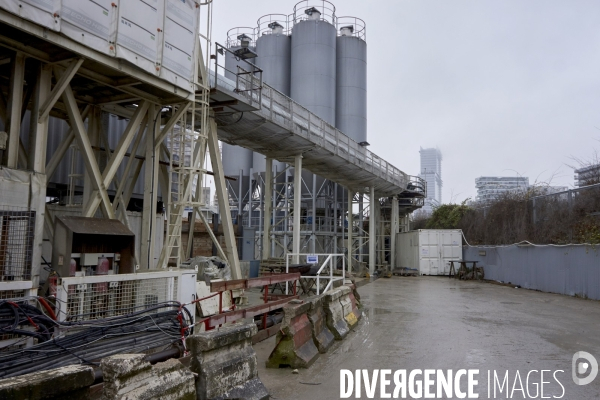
[367,307,393,315]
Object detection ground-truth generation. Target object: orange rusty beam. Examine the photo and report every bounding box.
[209,273,301,292]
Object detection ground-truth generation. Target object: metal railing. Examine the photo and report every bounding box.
[293,0,336,25]
[337,16,366,40]
[226,27,257,48]
[243,215,343,231]
[210,55,410,195]
[285,253,345,295]
[257,14,291,36]
[258,85,409,191]
[212,43,263,110]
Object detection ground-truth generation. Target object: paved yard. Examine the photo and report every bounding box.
[254,276,600,399]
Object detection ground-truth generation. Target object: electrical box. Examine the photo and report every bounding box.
[52,217,135,277]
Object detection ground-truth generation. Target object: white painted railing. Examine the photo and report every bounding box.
[285,253,346,295]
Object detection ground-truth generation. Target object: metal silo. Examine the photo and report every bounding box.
[256,14,291,96]
[224,27,257,82]
[253,15,290,181]
[290,1,337,125]
[223,27,256,210]
[336,17,367,144]
[222,142,253,208]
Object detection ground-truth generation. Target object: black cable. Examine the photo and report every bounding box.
[0,300,190,378]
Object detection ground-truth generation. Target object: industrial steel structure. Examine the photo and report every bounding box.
[0,0,424,375]
[213,1,426,273]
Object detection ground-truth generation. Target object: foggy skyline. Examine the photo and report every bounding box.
[211,0,600,203]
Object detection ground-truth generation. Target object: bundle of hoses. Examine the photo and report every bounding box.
[0,300,193,378]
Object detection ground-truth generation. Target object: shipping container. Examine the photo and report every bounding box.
[396,229,462,275]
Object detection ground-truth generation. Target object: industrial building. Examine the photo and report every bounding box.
[0,0,426,394]
[475,176,529,203]
[419,147,443,214]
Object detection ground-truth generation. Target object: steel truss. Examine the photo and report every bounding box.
[0,2,244,288]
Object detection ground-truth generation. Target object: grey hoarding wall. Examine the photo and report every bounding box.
[463,245,600,300]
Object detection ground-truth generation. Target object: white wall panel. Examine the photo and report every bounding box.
[159,0,198,89]
[115,0,162,75]
[61,0,115,56]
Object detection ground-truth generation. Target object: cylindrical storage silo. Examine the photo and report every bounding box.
[290,1,337,125]
[224,27,257,82]
[256,14,291,95]
[253,15,291,184]
[223,27,255,209]
[222,142,253,208]
[335,17,367,144]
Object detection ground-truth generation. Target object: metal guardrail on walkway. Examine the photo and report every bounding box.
[209,63,411,197]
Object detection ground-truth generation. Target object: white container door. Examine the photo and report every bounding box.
[439,231,462,274]
[419,231,440,275]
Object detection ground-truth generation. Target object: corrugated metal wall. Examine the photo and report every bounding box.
[463,245,600,300]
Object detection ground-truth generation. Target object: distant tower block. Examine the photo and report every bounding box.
[419,147,443,214]
[335,17,367,144]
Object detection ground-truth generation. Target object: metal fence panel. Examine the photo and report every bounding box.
[463,245,600,300]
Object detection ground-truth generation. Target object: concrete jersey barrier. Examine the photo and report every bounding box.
[266,299,320,368]
[188,323,269,400]
[306,295,335,353]
[323,287,351,340]
[339,286,359,329]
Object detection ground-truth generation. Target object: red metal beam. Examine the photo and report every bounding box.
[205,296,297,329]
[209,273,301,292]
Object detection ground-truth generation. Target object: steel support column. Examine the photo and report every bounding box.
[292,155,302,264]
[369,186,376,275]
[141,106,159,269]
[29,62,51,291]
[390,196,398,271]
[311,174,316,253]
[262,157,273,260]
[208,118,242,279]
[4,52,25,168]
[29,63,51,173]
[347,190,354,274]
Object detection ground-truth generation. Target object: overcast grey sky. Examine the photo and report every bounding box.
[211,0,600,203]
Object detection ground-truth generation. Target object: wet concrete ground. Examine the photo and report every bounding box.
[254,276,600,399]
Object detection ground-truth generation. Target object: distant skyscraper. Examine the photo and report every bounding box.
[419,147,443,214]
[475,176,529,203]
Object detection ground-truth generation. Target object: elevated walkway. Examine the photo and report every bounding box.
[209,66,423,199]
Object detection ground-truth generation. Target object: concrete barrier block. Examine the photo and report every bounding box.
[347,283,362,306]
[306,295,334,353]
[324,287,343,302]
[267,299,320,368]
[0,365,94,400]
[323,288,350,340]
[189,323,269,400]
[101,354,195,400]
[336,286,358,329]
[348,291,362,321]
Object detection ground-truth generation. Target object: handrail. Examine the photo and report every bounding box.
[285,253,346,295]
